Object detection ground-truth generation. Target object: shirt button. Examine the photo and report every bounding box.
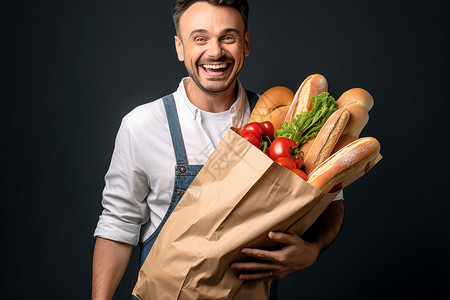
[179,166,187,173]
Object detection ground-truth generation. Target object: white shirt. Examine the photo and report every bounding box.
[94,77,343,246]
[94,78,251,245]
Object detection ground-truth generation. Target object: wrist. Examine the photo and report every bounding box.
[305,240,321,266]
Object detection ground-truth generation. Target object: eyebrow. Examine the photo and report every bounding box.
[188,28,240,39]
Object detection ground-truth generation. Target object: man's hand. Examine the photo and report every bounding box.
[231,200,344,283]
[230,231,319,282]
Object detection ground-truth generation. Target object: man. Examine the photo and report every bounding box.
[92,1,344,299]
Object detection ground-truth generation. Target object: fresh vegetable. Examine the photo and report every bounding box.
[240,122,307,179]
[268,137,301,161]
[240,121,275,154]
[240,122,265,141]
[293,155,303,170]
[241,133,261,148]
[260,121,274,141]
[275,92,337,145]
[274,156,296,170]
[290,168,308,180]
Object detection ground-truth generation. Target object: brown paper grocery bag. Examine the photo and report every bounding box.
[133,128,381,300]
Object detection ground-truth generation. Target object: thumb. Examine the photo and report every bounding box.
[268,231,298,245]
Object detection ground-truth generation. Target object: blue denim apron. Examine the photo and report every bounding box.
[134,91,279,299]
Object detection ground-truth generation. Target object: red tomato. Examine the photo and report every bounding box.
[260,121,275,141]
[274,156,296,170]
[294,153,303,169]
[290,168,308,180]
[268,137,298,161]
[241,132,261,148]
[240,122,266,140]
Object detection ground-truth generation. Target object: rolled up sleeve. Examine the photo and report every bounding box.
[94,119,150,246]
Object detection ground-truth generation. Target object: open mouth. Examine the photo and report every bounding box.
[200,63,231,74]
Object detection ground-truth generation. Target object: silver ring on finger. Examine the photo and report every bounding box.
[269,271,272,277]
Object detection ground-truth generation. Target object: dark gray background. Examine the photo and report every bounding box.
[3,0,449,299]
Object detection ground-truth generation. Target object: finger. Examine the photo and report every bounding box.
[268,231,299,245]
[231,261,280,271]
[240,248,279,263]
[239,271,274,281]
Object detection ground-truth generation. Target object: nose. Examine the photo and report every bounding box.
[207,39,223,57]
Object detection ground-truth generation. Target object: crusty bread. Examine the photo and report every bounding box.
[337,88,374,111]
[303,108,350,175]
[307,137,380,193]
[283,74,328,124]
[298,137,315,158]
[331,88,374,154]
[330,134,358,155]
[248,86,294,131]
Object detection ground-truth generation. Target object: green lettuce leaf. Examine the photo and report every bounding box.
[275,92,337,145]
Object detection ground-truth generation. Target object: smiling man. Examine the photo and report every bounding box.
[174,2,249,111]
[92,1,344,300]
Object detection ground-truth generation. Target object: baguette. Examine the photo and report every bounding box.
[283,74,328,124]
[303,108,350,176]
[331,88,374,154]
[307,137,380,193]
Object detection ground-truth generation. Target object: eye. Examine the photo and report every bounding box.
[195,37,207,44]
[222,35,236,43]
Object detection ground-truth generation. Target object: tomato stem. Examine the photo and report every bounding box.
[290,146,302,159]
[260,140,269,153]
[259,135,272,154]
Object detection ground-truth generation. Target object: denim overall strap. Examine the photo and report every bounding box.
[138,93,202,269]
[162,93,189,165]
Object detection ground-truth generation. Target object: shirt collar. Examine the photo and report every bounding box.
[176,77,249,127]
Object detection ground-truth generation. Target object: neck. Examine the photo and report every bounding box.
[184,79,238,113]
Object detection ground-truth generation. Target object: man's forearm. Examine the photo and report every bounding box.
[302,200,345,254]
[92,237,133,300]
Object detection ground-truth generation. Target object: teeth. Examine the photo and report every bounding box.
[203,64,228,69]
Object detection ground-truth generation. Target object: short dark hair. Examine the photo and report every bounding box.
[172,0,249,35]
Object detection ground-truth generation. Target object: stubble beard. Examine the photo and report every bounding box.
[186,56,243,95]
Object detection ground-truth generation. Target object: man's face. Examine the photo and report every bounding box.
[174,2,249,95]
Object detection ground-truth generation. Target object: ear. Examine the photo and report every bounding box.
[244,31,250,57]
[174,35,185,62]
